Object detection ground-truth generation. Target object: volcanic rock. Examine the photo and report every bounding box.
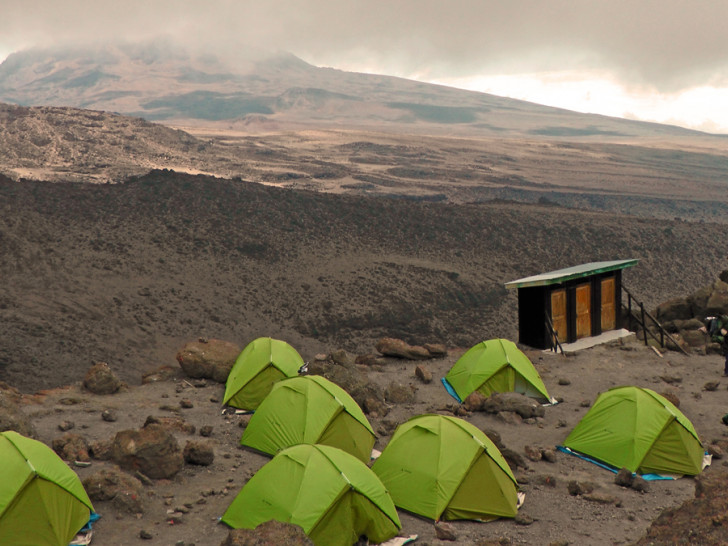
[176,338,241,383]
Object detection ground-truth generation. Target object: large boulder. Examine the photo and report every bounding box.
[680,329,709,347]
[655,297,692,323]
[375,338,431,360]
[111,423,184,479]
[83,361,122,395]
[687,284,714,319]
[83,466,145,514]
[706,281,728,315]
[176,338,241,383]
[482,392,546,419]
[306,354,387,416]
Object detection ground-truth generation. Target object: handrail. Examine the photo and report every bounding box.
[621,285,688,356]
[544,312,565,355]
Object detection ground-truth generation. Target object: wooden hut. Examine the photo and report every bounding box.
[504,259,638,349]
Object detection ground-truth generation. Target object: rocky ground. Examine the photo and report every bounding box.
[3,103,728,544]
[4,331,728,546]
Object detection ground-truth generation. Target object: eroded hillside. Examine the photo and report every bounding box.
[1,170,726,392]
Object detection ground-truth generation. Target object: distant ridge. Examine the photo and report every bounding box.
[0,40,710,138]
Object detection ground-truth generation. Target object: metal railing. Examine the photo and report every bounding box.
[622,286,688,355]
[544,312,565,354]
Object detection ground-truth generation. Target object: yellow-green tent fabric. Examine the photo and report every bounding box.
[371,414,519,521]
[223,337,303,410]
[563,386,704,476]
[221,444,401,546]
[445,338,550,403]
[0,431,94,546]
[241,375,376,462]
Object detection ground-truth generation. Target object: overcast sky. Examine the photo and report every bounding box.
[2,0,728,133]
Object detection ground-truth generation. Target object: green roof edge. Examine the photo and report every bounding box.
[504,259,639,289]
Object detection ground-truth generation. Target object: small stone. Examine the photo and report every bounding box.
[58,420,75,432]
[704,381,720,392]
[434,521,457,541]
[579,399,591,407]
[541,448,558,463]
[415,364,433,384]
[614,467,634,487]
[514,514,534,525]
[199,425,213,437]
[139,530,153,539]
[101,409,118,422]
[183,441,214,466]
[524,445,542,462]
[533,475,557,487]
[631,476,649,493]
[583,493,617,504]
[567,480,594,496]
[454,406,469,417]
[180,399,194,409]
[558,378,571,386]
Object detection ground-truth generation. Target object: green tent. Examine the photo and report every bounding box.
[563,386,705,476]
[0,431,94,546]
[221,444,401,546]
[371,414,519,521]
[444,338,551,403]
[241,375,376,462]
[223,337,303,410]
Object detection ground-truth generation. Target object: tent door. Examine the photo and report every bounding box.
[550,289,567,343]
[600,277,616,331]
[575,283,591,339]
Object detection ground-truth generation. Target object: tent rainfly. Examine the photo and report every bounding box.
[563,386,705,476]
[371,414,519,521]
[0,431,95,546]
[241,375,376,462]
[223,337,303,410]
[444,338,551,403]
[221,444,401,546]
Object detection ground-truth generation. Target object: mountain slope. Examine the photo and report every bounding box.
[0,41,713,139]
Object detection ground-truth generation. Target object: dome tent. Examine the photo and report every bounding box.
[240,375,376,462]
[371,414,519,521]
[223,337,302,410]
[221,444,401,546]
[563,386,705,476]
[0,431,94,546]
[443,338,551,403]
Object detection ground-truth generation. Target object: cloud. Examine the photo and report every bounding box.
[1,1,727,93]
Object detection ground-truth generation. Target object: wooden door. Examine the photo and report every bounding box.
[550,289,567,343]
[575,283,592,339]
[601,277,616,331]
